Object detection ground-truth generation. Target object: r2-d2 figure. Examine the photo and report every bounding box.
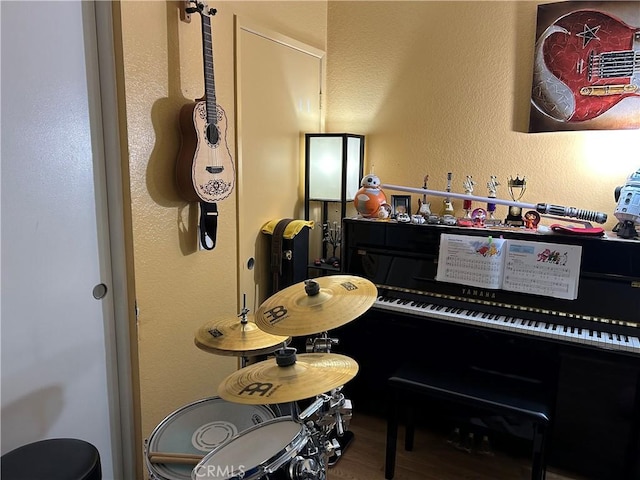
[614,168,640,239]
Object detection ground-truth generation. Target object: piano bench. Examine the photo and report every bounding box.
[385,364,551,480]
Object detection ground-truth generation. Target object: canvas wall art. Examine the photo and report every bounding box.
[529,1,639,132]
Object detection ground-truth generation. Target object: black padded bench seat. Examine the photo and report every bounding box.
[385,364,552,480]
[1,438,101,480]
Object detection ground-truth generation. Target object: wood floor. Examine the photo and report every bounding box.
[327,413,588,480]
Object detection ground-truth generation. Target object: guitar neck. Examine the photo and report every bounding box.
[201,13,218,125]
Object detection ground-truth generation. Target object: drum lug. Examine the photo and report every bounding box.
[288,454,325,480]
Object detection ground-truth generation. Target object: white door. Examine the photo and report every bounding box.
[1,2,123,478]
[235,18,324,313]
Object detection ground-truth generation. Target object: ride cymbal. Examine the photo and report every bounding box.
[254,275,377,336]
[217,350,359,404]
[194,314,289,357]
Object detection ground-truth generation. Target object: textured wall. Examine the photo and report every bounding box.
[116,1,326,475]
[326,1,639,228]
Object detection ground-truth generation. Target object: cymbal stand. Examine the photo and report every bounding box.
[238,294,251,368]
[238,293,250,325]
[302,332,355,465]
[306,331,339,353]
[290,393,338,468]
[315,387,352,437]
[281,397,327,480]
[292,386,353,466]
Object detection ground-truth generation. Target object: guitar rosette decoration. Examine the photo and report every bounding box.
[199,178,232,198]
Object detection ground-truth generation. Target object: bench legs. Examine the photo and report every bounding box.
[531,422,547,480]
[385,389,399,479]
[405,405,415,451]
[385,388,549,480]
[386,393,417,479]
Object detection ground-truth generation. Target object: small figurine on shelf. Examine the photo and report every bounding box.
[471,207,487,227]
[442,172,455,216]
[354,174,392,219]
[524,210,540,230]
[486,175,500,220]
[462,175,476,218]
[417,175,431,218]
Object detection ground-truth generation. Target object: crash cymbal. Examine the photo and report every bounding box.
[194,314,290,357]
[254,275,377,336]
[217,349,359,404]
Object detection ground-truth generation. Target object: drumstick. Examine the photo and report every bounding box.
[148,452,204,465]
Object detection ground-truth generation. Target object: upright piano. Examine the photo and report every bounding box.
[337,217,640,479]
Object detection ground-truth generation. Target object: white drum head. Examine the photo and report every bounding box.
[193,417,306,480]
[146,397,276,480]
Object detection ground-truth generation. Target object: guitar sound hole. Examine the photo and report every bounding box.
[206,123,220,146]
[206,166,224,174]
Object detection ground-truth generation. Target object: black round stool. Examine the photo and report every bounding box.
[1,438,101,480]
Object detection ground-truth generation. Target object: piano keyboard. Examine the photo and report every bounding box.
[374,296,640,354]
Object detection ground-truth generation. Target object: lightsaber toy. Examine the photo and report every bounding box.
[381,183,608,224]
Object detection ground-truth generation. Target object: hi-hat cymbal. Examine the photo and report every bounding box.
[194,314,290,357]
[217,350,359,404]
[254,275,377,336]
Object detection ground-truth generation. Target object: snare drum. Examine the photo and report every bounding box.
[145,396,278,480]
[192,417,325,480]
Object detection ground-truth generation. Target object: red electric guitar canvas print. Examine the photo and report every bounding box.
[529,2,639,132]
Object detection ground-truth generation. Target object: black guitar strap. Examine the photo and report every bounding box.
[199,201,218,250]
[271,218,293,292]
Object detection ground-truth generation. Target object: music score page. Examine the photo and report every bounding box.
[435,234,506,289]
[436,234,582,300]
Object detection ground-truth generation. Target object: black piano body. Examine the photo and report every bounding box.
[338,217,640,479]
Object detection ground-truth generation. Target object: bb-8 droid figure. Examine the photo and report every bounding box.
[354,174,391,218]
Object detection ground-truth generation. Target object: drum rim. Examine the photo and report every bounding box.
[145,396,277,479]
[192,416,308,480]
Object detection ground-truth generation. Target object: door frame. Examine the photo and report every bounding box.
[233,16,326,314]
[91,2,138,477]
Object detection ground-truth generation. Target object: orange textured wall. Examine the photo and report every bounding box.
[326,1,639,229]
[115,1,326,475]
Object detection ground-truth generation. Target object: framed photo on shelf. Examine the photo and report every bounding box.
[391,195,411,216]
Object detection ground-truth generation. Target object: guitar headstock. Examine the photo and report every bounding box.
[186,0,216,17]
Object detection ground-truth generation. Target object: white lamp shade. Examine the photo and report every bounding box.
[308,135,362,201]
[345,136,362,199]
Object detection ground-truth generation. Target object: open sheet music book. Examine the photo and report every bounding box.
[435,233,582,300]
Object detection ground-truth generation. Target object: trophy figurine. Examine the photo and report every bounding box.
[505,175,527,226]
[486,175,500,221]
[462,175,476,218]
[441,172,455,216]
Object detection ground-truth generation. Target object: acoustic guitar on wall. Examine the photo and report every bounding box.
[176,0,235,204]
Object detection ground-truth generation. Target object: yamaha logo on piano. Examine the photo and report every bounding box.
[461,288,496,299]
